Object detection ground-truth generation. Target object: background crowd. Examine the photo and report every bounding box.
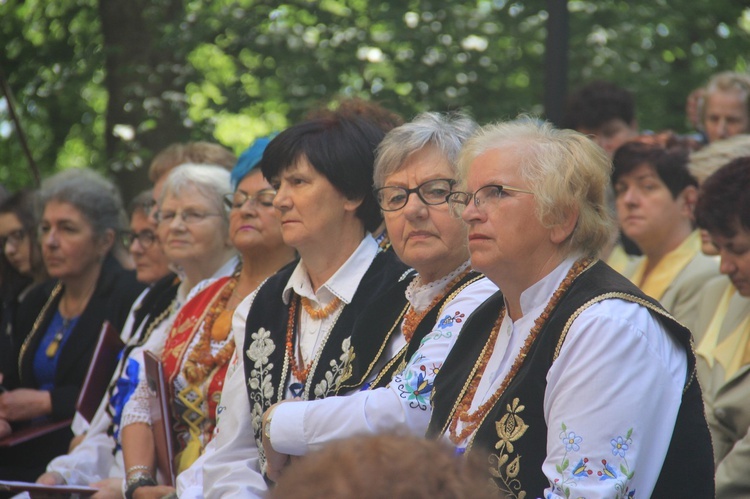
[0,68,748,498]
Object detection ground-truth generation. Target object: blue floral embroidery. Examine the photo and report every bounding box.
[597,459,618,481]
[561,431,582,452]
[550,424,636,499]
[437,310,465,329]
[397,364,433,410]
[611,436,629,457]
[571,458,592,478]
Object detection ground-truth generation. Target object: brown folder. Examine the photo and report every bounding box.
[76,320,124,422]
[144,350,176,486]
[0,323,122,447]
[0,417,73,447]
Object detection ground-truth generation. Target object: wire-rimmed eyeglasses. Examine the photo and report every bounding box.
[447,184,534,218]
[222,189,277,210]
[374,178,455,212]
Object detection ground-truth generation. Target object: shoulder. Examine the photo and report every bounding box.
[444,276,498,308]
[679,253,720,282]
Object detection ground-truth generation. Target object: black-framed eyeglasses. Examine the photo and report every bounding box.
[155,210,223,225]
[222,189,277,210]
[447,184,534,218]
[374,178,456,212]
[0,229,26,249]
[121,229,157,249]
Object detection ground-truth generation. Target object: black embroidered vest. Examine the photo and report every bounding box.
[428,261,714,498]
[243,250,407,447]
[339,270,485,392]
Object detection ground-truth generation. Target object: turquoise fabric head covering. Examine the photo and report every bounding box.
[230,134,277,190]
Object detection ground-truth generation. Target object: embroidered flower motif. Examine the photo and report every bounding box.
[597,459,617,481]
[571,458,593,478]
[314,335,355,398]
[397,366,433,410]
[437,310,466,329]
[610,436,629,457]
[489,397,529,499]
[246,328,275,367]
[562,431,582,452]
[494,398,529,454]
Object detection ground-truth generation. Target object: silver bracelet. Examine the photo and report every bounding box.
[126,464,151,477]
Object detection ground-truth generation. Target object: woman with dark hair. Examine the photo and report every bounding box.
[613,140,720,333]
[176,115,408,498]
[259,112,498,481]
[0,190,47,381]
[0,169,146,480]
[693,157,750,498]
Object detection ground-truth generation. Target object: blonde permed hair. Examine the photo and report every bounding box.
[457,117,615,259]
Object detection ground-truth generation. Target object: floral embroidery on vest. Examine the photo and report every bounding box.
[549,423,636,499]
[313,335,355,398]
[489,397,530,499]
[246,327,276,434]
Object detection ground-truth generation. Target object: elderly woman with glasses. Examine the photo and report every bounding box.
[0,169,146,481]
[175,114,410,499]
[34,161,245,495]
[257,112,498,482]
[426,119,713,498]
[116,141,298,498]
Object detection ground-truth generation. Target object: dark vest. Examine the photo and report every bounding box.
[243,250,408,448]
[339,270,485,392]
[428,261,714,498]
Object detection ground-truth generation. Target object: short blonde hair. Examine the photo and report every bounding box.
[457,117,615,258]
[688,134,750,184]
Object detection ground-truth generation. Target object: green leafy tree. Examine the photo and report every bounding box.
[1,1,748,198]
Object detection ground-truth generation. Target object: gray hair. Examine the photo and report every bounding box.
[373,112,477,188]
[457,117,615,258]
[159,163,232,224]
[39,168,125,237]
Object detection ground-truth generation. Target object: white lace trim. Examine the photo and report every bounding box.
[404,260,471,313]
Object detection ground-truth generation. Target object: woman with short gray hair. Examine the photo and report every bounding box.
[0,168,146,481]
[260,112,498,484]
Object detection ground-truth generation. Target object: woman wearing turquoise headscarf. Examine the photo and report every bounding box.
[118,137,295,498]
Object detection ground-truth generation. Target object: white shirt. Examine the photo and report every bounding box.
[269,273,498,456]
[447,256,688,499]
[177,236,379,499]
[43,256,238,487]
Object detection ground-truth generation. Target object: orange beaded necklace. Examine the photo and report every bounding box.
[182,277,238,385]
[300,296,341,321]
[286,295,312,383]
[401,268,472,343]
[448,258,591,445]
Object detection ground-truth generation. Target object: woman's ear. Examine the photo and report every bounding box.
[550,207,579,245]
[680,185,699,220]
[343,196,364,214]
[97,228,116,257]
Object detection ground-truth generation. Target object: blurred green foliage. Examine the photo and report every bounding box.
[0,0,748,198]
